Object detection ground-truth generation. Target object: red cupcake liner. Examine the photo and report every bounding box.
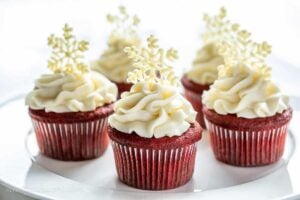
[31,116,110,161]
[181,76,209,129]
[111,141,197,190]
[205,119,289,166]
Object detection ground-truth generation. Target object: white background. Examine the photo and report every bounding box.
[1,0,300,100]
[0,0,300,199]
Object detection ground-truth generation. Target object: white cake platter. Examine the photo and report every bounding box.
[0,58,300,200]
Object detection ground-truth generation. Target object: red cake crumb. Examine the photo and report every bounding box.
[181,75,210,93]
[114,81,133,98]
[203,106,292,130]
[108,123,202,149]
[29,103,114,123]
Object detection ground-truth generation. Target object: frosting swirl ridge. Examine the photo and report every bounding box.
[109,82,196,138]
[187,43,223,85]
[202,64,289,118]
[26,71,117,113]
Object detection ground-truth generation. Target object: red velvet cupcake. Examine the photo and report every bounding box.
[108,35,202,190]
[91,6,141,98]
[202,20,292,167]
[182,8,227,128]
[108,123,201,190]
[25,24,117,161]
[203,107,292,166]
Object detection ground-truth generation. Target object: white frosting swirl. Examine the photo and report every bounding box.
[108,82,196,138]
[187,43,223,85]
[26,71,117,113]
[202,64,289,118]
[92,35,141,83]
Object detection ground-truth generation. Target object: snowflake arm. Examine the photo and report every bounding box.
[47,24,89,77]
[124,35,179,87]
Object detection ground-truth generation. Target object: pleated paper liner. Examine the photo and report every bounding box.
[203,107,292,167]
[108,123,202,190]
[206,120,288,166]
[29,104,114,161]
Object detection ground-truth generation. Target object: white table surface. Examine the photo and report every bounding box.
[0,0,300,199]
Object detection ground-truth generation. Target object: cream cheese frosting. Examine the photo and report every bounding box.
[26,24,117,113]
[92,35,140,83]
[108,35,197,138]
[26,71,117,113]
[202,64,289,118]
[186,43,223,85]
[186,7,228,85]
[201,8,289,119]
[108,82,196,138]
[92,6,141,83]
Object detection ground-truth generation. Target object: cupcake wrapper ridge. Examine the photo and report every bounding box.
[31,118,110,161]
[111,141,197,190]
[205,119,289,166]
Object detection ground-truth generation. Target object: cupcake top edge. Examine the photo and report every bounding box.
[202,24,289,119]
[92,5,142,83]
[186,7,227,85]
[26,24,117,113]
[108,35,197,139]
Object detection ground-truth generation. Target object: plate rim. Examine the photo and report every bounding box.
[0,94,299,200]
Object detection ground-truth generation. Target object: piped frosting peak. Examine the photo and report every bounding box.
[186,7,229,85]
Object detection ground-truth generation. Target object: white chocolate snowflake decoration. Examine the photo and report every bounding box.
[202,7,272,78]
[216,25,272,78]
[107,5,140,39]
[47,24,89,76]
[124,35,179,87]
[202,7,231,44]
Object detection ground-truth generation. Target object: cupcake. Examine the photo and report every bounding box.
[181,7,227,128]
[26,24,117,161]
[202,24,292,166]
[108,35,202,190]
[92,6,141,98]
